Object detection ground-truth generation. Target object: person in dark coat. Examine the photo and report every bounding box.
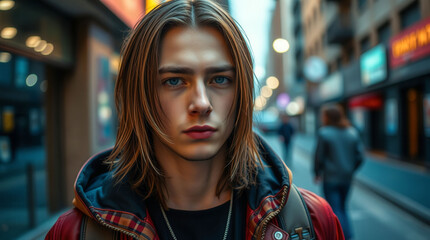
[314,104,364,240]
[278,114,295,164]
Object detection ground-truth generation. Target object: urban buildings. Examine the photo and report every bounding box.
[291,0,430,223]
[0,0,151,238]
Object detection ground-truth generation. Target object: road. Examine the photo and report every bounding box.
[260,133,430,240]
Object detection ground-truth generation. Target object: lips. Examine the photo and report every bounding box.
[183,125,217,139]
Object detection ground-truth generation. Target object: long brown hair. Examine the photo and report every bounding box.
[106,0,260,204]
[321,104,350,128]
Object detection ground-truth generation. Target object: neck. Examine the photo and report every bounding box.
[154,140,231,210]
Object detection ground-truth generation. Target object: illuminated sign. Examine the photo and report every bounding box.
[100,0,145,28]
[146,0,160,13]
[390,17,430,68]
[319,72,343,101]
[360,44,387,86]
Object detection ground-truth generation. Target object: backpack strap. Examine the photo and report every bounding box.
[277,184,316,240]
[80,215,119,240]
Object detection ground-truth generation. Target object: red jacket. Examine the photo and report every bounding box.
[46,139,344,240]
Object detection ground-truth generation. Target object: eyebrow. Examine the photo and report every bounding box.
[158,65,235,75]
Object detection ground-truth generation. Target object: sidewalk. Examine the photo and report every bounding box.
[16,210,66,240]
[0,146,46,181]
[293,133,430,225]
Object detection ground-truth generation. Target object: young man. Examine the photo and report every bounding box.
[46,1,344,239]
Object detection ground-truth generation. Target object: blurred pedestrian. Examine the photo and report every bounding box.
[314,104,364,240]
[278,113,295,164]
[46,1,344,239]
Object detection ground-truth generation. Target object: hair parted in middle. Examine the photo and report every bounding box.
[106,0,262,204]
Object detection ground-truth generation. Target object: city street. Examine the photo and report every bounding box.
[2,0,430,239]
[260,133,430,240]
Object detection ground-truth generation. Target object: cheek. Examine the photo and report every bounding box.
[158,95,183,126]
[213,91,236,121]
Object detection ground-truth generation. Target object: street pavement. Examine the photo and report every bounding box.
[260,133,430,240]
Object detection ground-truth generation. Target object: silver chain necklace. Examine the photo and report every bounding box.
[160,192,233,240]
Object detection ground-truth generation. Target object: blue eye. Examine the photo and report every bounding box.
[212,76,230,85]
[164,78,183,87]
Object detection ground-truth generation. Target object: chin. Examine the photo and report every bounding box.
[183,152,218,162]
[180,146,222,162]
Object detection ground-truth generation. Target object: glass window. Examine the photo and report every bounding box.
[378,21,391,45]
[0,52,47,240]
[400,1,420,29]
[360,36,371,54]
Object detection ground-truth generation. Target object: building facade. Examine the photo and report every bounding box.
[296,0,430,220]
[0,0,138,238]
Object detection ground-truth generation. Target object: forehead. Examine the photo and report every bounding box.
[159,26,234,67]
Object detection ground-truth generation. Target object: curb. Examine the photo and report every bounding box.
[354,177,430,226]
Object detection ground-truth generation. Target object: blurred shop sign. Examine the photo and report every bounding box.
[390,16,430,68]
[101,0,145,28]
[319,72,343,101]
[89,24,116,152]
[146,0,171,14]
[303,56,327,82]
[360,44,387,86]
[349,93,383,110]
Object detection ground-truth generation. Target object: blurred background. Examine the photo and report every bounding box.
[0,0,430,239]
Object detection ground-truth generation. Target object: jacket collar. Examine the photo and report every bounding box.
[73,134,292,239]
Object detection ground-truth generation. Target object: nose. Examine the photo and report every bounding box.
[188,81,213,116]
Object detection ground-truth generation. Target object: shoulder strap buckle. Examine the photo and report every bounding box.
[278,185,316,240]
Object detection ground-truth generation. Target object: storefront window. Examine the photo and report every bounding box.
[0,52,48,239]
[400,1,420,30]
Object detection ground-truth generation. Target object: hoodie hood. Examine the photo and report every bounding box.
[73,134,292,239]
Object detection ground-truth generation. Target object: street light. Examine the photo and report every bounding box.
[273,38,289,53]
[266,76,279,89]
[261,86,273,98]
[1,27,17,39]
[0,0,15,11]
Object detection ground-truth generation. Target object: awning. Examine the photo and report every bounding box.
[348,93,383,109]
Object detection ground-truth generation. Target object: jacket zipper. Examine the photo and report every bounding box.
[257,186,289,240]
[95,213,139,239]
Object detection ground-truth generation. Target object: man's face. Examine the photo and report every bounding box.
[153,26,236,161]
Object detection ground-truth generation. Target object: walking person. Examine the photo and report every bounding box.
[314,104,364,240]
[278,114,295,165]
[46,1,344,239]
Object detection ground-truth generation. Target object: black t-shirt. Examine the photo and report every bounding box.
[146,192,245,240]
